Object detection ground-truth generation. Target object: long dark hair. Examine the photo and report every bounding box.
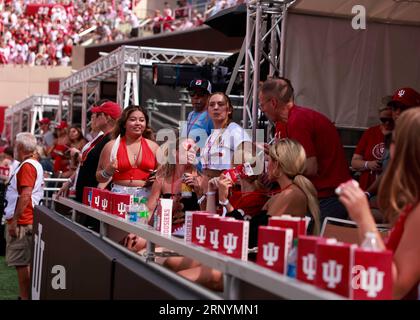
[113,105,154,140]
[69,124,85,142]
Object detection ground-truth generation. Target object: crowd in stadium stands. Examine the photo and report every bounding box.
[0,0,244,66]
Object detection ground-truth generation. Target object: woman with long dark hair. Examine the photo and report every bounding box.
[96,105,158,198]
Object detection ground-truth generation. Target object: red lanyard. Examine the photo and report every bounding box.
[187,112,202,137]
[81,134,105,165]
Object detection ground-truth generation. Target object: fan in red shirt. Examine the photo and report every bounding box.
[351,102,394,190]
[259,77,350,222]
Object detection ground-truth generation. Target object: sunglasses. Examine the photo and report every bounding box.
[380,117,393,124]
[391,103,410,112]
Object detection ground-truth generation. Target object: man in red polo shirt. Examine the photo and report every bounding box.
[259,77,350,222]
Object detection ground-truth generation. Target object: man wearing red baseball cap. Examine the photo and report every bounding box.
[387,87,420,121]
[90,101,122,120]
[366,87,420,202]
[59,100,122,231]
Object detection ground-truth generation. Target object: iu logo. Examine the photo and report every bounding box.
[398,89,405,97]
[302,254,316,280]
[101,199,108,211]
[360,267,384,298]
[117,202,125,216]
[32,223,45,300]
[223,233,238,254]
[94,196,100,207]
[195,225,206,244]
[209,229,219,249]
[322,260,343,289]
[262,242,279,266]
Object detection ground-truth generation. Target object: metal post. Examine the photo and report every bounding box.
[132,68,140,105]
[58,92,63,122]
[269,14,278,77]
[117,67,125,108]
[251,5,262,142]
[124,71,132,108]
[99,221,108,237]
[30,109,37,135]
[243,3,253,129]
[279,3,288,77]
[68,93,74,125]
[18,111,23,135]
[179,88,189,122]
[82,83,88,136]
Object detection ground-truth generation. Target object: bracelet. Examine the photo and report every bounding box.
[219,199,230,206]
[364,161,369,170]
[101,169,112,179]
[206,191,216,196]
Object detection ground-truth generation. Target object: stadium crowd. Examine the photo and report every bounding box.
[0,0,244,66]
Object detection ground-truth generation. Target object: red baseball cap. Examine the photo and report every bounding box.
[388,87,420,109]
[39,117,51,125]
[55,120,68,129]
[91,101,122,120]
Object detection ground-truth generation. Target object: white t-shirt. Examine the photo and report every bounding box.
[201,122,251,171]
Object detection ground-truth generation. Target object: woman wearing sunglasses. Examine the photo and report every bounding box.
[351,102,394,191]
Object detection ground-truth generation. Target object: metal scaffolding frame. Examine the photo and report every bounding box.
[59,45,233,135]
[3,94,68,144]
[226,0,295,141]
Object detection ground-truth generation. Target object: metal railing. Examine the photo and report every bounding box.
[52,196,345,300]
[43,177,71,208]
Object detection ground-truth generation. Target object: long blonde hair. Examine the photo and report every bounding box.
[378,108,420,224]
[157,136,197,179]
[269,139,320,235]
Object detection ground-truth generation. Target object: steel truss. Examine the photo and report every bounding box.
[226,0,295,141]
[59,45,232,134]
[3,95,68,143]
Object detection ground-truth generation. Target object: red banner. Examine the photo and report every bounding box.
[25,3,73,17]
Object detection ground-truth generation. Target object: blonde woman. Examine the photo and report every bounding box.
[226,138,321,248]
[338,108,420,300]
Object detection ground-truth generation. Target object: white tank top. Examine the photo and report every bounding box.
[4,158,44,221]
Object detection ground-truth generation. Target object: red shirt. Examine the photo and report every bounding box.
[276,105,350,198]
[17,163,37,225]
[113,137,157,181]
[354,125,385,190]
[230,190,268,217]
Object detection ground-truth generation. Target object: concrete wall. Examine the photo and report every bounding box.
[0,65,72,107]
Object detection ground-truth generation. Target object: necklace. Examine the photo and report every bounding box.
[128,138,143,168]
